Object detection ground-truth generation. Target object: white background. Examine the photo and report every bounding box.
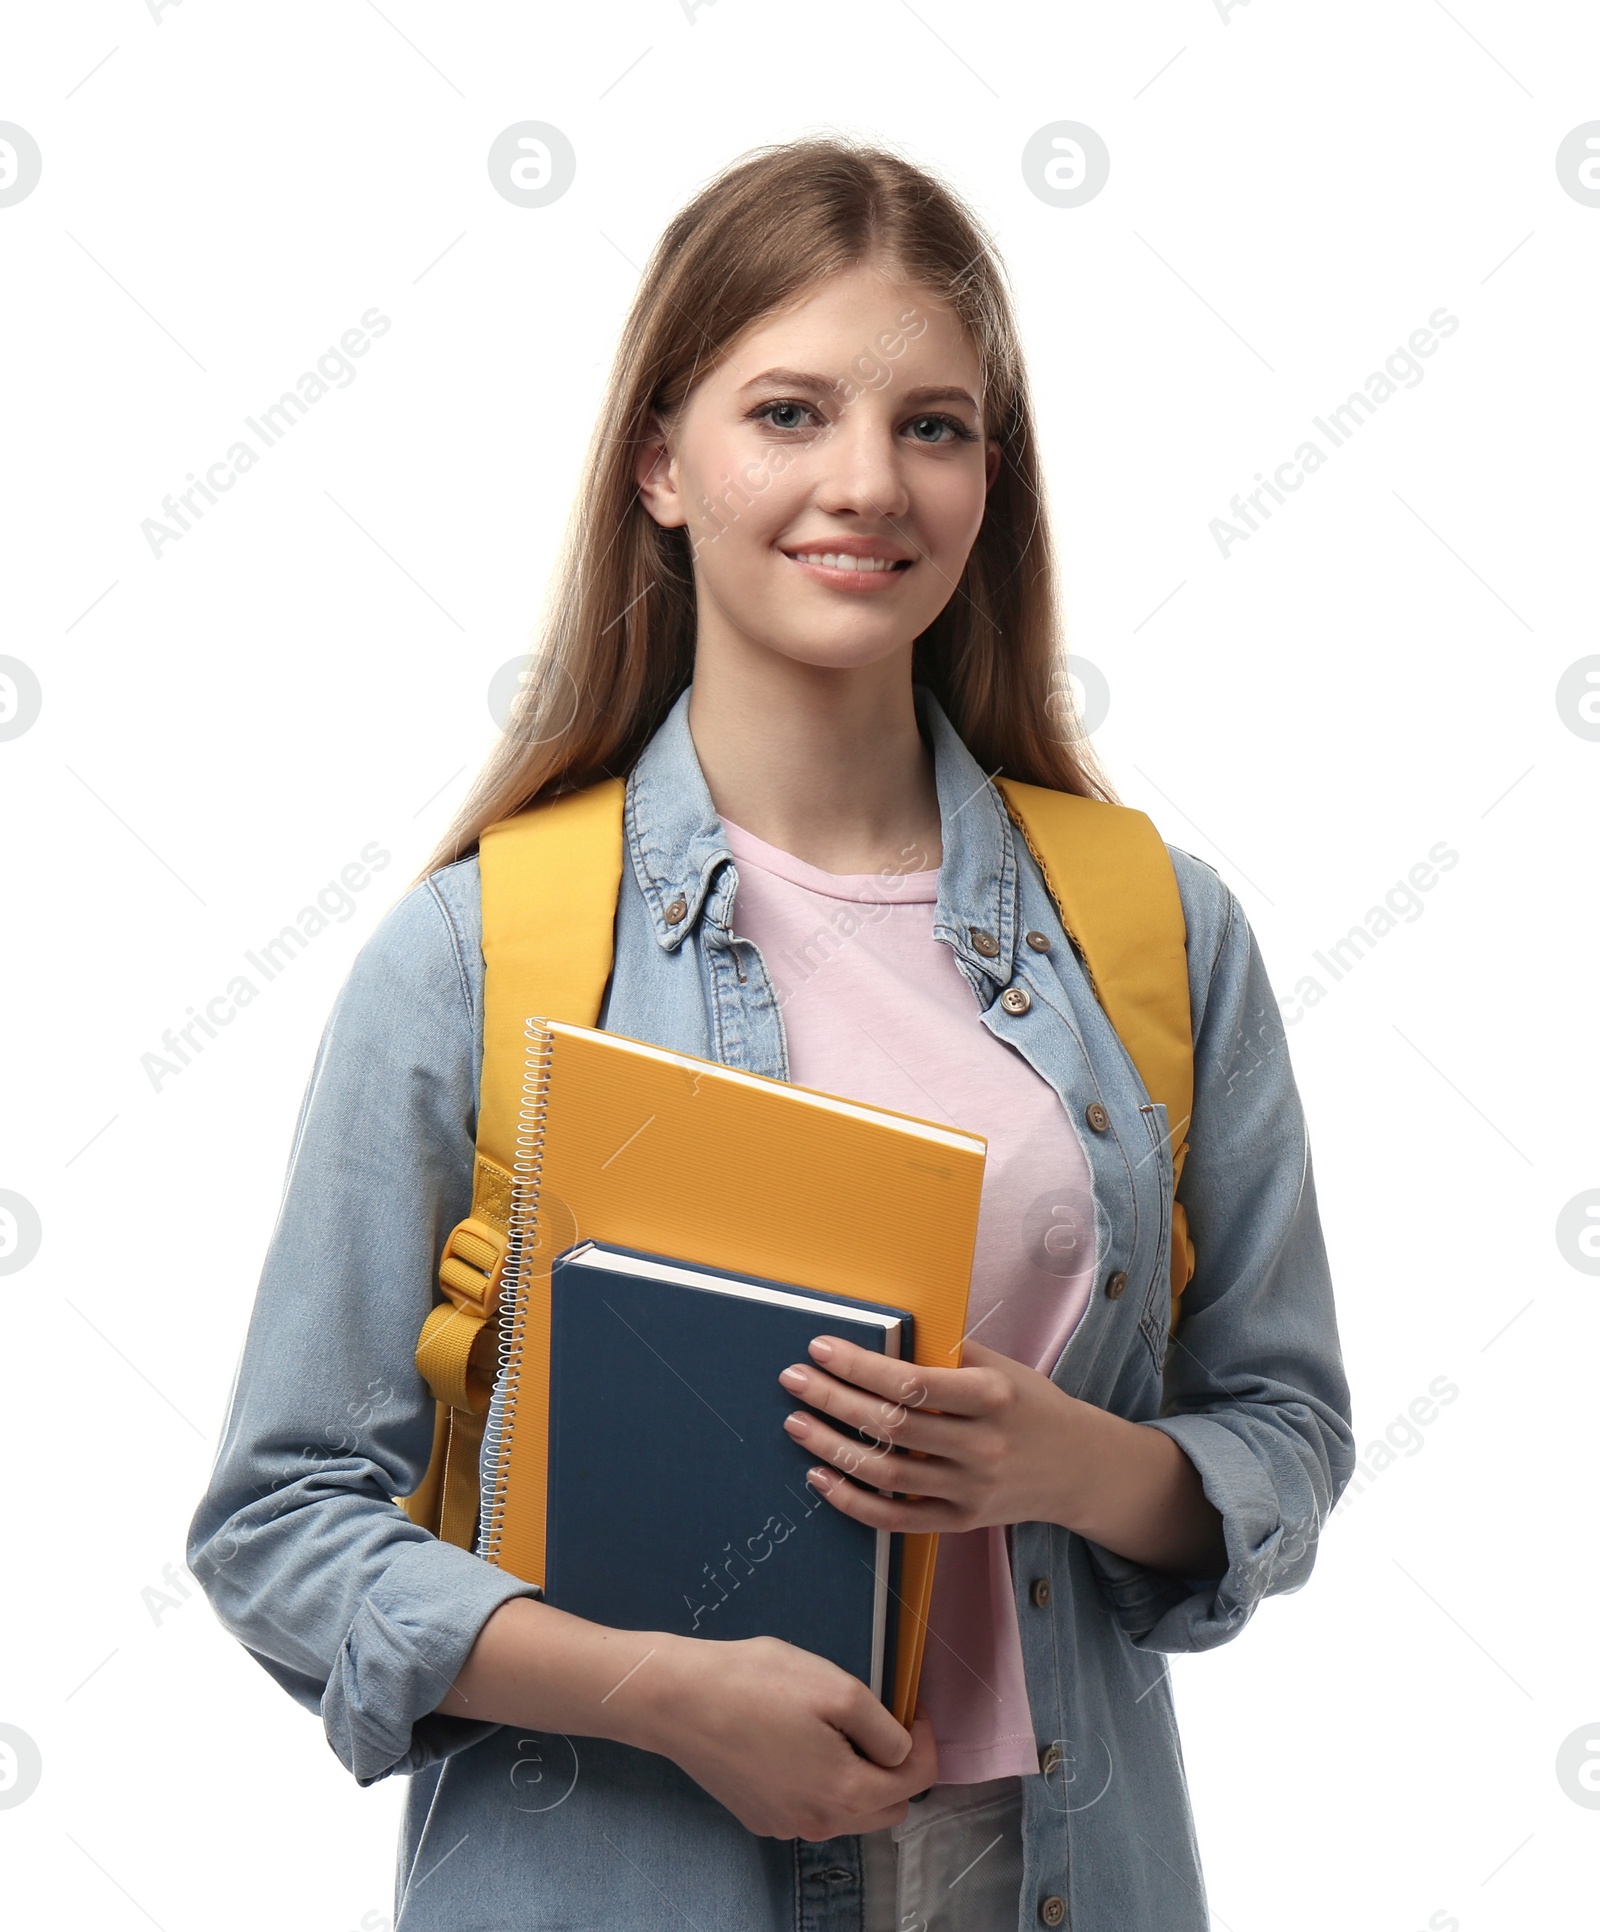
[3,4,1597,1928]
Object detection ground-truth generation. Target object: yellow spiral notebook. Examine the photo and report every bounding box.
[476,1017,986,1730]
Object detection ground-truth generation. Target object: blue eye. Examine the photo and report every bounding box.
[906,413,978,444]
[753,400,821,432]
[757,399,811,430]
[749,400,979,443]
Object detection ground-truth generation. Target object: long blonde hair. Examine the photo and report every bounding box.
[415,134,1116,885]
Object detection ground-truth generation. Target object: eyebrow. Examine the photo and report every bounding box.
[736,367,981,411]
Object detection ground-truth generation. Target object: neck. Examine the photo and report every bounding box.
[685,642,943,875]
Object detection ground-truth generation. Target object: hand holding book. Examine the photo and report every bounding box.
[781,1334,1228,1579]
[778,1334,1087,1533]
[436,1598,942,1842]
[626,1636,941,1841]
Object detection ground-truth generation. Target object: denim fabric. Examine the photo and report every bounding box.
[189,682,1354,1931]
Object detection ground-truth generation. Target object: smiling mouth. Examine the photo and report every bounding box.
[781,550,914,574]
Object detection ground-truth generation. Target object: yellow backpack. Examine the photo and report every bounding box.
[402,774,1196,1546]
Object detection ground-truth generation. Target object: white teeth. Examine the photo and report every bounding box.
[790,551,902,572]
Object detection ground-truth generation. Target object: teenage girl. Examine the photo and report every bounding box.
[191,137,1353,1932]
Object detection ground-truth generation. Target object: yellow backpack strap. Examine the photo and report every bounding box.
[994,776,1197,1334]
[401,777,627,1543]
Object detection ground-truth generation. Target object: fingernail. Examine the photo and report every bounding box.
[778,1365,808,1391]
[784,1411,811,1435]
[807,1465,832,1488]
[809,1337,834,1361]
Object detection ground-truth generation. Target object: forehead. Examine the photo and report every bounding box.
[709,263,982,395]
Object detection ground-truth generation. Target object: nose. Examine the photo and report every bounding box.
[810,403,912,524]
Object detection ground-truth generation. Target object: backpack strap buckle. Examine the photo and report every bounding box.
[400,1156,520,1542]
[416,1214,510,1412]
[437,1214,508,1316]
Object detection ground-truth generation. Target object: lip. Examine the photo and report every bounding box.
[779,538,917,593]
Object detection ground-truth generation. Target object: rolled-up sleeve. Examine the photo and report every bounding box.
[187,868,539,1785]
[1085,858,1355,1650]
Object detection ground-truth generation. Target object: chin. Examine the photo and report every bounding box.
[761,631,916,674]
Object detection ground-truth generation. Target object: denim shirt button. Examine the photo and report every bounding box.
[1029,1575,1052,1608]
[1000,986,1031,1014]
[970,927,1000,957]
[1104,1271,1128,1300]
[1040,1896,1067,1926]
[1039,1741,1063,1776]
[1085,1101,1110,1132]
[1024,929,1052,952]
[664,895,688,924]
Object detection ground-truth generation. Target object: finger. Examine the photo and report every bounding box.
[779,1367,966,1457]
[854,1732,940,1825]
[893,1711,940,1794]
[802,1334,1002,1418]
[785,1409,958,1495]
[957,1338,1006,1368]
[841,1707,940,1819]
[834,1685,915,1770]
[803,1462,964,1534]
[803,1335,963,1411]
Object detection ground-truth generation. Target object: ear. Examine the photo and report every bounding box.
[984,437,1002,492]
[635,411,686,529]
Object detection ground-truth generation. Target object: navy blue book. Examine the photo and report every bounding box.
[543,1239,914,1701]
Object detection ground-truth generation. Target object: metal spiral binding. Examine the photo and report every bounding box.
[477,1017,556,1566]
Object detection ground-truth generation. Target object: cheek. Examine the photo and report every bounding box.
[683,433,796,539]
[920,462,989,557]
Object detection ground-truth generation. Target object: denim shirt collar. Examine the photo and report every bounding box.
[624,681,1022,991]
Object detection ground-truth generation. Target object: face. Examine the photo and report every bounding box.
[635,260,1000,675]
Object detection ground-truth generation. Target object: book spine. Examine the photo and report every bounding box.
[477,1018,556,1565]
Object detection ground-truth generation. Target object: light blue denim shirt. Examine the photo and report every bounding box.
[189,682,1353,1932]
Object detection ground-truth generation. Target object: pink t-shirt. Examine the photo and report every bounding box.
[720,816,1098,1784]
